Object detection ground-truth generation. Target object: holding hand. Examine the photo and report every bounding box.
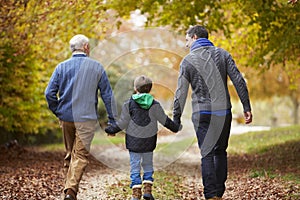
[105,126,115,134]
[177,123,183,132]
[173,123,183,132]
[104,124,121,136]
[105,127,116,136]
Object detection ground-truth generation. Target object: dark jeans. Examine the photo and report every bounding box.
[192,112,232,199]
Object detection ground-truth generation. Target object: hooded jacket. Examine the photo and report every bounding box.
[106,93,179,153]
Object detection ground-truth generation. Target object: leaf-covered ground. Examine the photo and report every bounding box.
[0,140,299,200]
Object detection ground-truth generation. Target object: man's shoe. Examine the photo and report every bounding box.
[64,194,75,200]
[206,197,221,200]
[64,189,76,200]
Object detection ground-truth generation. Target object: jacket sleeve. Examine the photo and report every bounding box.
[226,53,251,112]
[173,59,190,124]
[164,118,181,133]
[99,70,118,124]
[116,102,131,130]
[155,103,181,133]
[105,102,130,134]
[45,66,59,116]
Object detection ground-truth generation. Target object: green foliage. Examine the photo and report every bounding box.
[0,1,45,133]
[0,42,42,133]
[107,0,229,35]
[235,0,300,69]
[226,1,299,114]
[107,0,299,59]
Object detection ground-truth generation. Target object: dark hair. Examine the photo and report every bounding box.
[134,75,152,93]
[187,25,209,39]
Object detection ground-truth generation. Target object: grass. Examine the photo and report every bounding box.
[36,131,126,151]
[92,132,125,146]
[282,173,300,184]
[107,171,184,199]
[106,125,300,198]
[249,169,277,179]
[228,125,300,154]
[228,125,300,184]
[155,137,195,156]
[38,143,65,151]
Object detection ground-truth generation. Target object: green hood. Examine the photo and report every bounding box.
[132,93,154,109]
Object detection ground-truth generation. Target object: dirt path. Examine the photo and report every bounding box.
[76,141,201,200]
[77,141,299,200]
[0,134,299,200]
[77,168,127,200]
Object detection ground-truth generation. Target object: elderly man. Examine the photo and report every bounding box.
[173,25,252,200]
[45,34,117,200]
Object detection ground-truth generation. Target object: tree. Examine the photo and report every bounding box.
[209,0,300,124]
[0,0,113,135]
[0,1,42,134]
[90,21,185,115]
[228,0,300,124]
[107,0,231,35]
[107,0,300,124]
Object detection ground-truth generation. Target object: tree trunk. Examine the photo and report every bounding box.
[293,100,299,124]
[290,92,299,125]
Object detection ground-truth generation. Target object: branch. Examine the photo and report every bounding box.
[288,0,298,5]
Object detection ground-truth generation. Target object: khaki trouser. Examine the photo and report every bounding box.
[60,120,97,194]
[60,121,76,168]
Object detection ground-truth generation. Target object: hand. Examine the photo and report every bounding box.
[178,124,183,131]
[174,123,183,132]
[105,125,121,135]
[173,118,181,125]
[244,111,252,124]
[105,126,115,134]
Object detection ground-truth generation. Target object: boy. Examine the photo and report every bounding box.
[105,75,181,200]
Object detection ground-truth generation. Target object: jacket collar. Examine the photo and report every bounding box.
[72,52,87,57]
[190,38,214,51]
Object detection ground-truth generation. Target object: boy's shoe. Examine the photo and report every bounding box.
[131,184,142,200]
[143,180,155,200]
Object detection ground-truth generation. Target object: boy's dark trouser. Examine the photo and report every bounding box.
[192,112,232,199]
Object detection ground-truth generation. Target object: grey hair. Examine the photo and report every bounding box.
[69,34,89,52]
